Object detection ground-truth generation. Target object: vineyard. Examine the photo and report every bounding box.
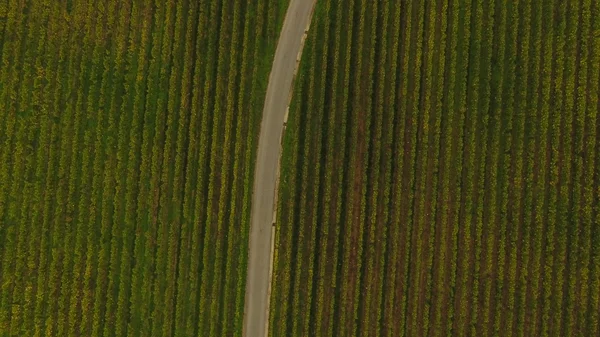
[0,0,287,336]
[270,0,600,336]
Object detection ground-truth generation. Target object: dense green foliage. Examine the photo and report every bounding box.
[0,0,288,336]
[270,0,600,336]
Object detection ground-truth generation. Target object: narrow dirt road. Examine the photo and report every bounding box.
[242,0,316,336]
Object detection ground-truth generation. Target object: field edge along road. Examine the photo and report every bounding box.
[242,0,317,337]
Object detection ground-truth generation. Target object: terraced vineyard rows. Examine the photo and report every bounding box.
[270,0,600,335]
[0,0,288,336]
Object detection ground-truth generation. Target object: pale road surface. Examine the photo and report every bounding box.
[242,0,316,336]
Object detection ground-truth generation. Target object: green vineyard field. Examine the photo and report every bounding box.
[270,0,600,336]
[0,0,287,336]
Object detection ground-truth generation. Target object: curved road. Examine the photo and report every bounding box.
[242,0,316,336]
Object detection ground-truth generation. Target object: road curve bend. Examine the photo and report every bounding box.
[242,0,316,336]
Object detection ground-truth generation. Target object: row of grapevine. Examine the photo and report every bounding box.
[313,0,346,334]
[299,0,332,332]
[381,0,405,334]
[359,0,388,333]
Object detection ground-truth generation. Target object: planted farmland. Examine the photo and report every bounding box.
[270,0,600,336]
[0,0,288,336]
